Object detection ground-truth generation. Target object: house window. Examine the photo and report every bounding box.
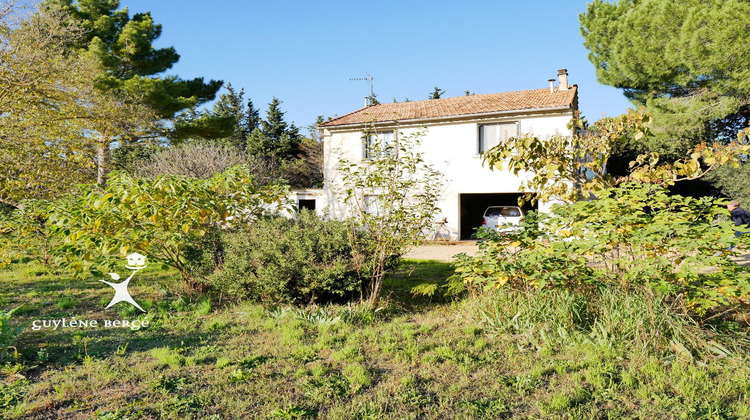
[478,123,518,154]
[364,195,379,215]
[363,131,395,159]
[298,199,316,212]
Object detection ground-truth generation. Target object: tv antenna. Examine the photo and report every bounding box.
[350,72,374,98]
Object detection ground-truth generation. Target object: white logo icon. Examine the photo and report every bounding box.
[100,253,146,312]
[126,252,147,270]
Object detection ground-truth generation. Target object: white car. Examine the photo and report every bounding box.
[481,206,525,232]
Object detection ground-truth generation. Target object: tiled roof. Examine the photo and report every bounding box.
[320,86,577,127]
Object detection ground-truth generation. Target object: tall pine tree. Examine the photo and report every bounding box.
[210,83,247,149]
[244,98,262,136]
[206,84,265,150]
[246,97,302,160]
[580,0,750,198]
[261,97,292,140]
[48,0,233,184]
[580,0,750,160]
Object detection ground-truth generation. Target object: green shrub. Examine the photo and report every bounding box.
[204,211,366,305]
[150,347,186,368]
[183,227,224,283]
[452,183,750,315]
[49,167,288,287]
[0,200,61,267]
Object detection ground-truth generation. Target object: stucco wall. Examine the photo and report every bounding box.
[321,110,574,239]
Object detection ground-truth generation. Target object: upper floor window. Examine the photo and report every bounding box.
[363,131,395,159]
[478,122,518,154]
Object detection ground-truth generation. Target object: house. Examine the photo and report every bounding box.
[316,69,579,240]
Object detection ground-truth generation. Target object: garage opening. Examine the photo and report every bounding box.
[459,193,537,239]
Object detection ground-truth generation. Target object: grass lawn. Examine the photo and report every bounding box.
[1,259,749,419]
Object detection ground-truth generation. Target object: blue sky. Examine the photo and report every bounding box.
[121,0,632,133]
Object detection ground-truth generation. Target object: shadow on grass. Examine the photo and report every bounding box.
[20,321,221,368]
[0,262,221,370]
[383,259,456,310]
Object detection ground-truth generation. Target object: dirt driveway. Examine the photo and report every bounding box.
[404,241,479,263]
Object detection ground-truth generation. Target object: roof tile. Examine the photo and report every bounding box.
[320,86,577,127]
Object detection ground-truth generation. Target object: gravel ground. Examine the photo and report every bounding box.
[404,241,479,262]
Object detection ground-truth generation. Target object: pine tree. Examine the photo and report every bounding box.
[366,93,380,106]
[580,0,750,160]
[429,87,445,99]
[205,85,266,150]
[244,98,262,136]
[212,84,244,121]
[256,97,301,159]
[48,0,232,184]
[261,97,290,141]
[243,98,301,161]
[580,0,750,198]
[210,83,246,149]
[245,128,270,158]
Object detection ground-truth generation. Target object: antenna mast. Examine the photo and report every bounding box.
[349,73,374,101]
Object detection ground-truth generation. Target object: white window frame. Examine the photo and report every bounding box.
[363,194,379,215]
[478,122,519,154]
[363,131,395,160]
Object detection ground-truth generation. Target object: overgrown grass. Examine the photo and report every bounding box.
[465,287,750,360]
[0,259,749,418]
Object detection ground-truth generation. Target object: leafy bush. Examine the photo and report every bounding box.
[204,211,366,305]
[0,200,60,266]
[49,166,289,287]
[452,183,750,316]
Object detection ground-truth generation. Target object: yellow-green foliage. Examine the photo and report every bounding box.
[453,183,750,315]
[0,200,60,267]
[48,167,288,285]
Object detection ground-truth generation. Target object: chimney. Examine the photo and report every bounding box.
[364,97,370,107]
[548,78,556,93]
[557,69,569,90]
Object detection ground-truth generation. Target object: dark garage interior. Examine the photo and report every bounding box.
[459,193,537,239]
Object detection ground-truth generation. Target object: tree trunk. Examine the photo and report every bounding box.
[97,140,110,186]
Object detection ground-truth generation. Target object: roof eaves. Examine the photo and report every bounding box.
[318,105,373,127]
[321,104,575,130]
[319,85,578,128]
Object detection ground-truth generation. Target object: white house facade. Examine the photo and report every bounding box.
[314,70,579,240]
